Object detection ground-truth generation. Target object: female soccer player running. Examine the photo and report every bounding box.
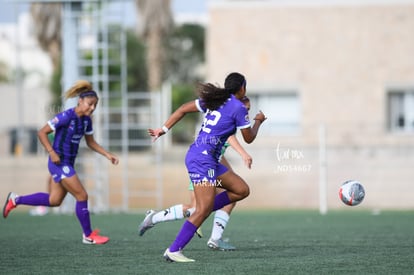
[2,80,119,245]
[148,72,266,262]
[139,97,253,252]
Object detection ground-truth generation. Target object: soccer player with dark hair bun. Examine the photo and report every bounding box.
[139,97,253,252]
[3,80,119,245]
[148,72,267,262]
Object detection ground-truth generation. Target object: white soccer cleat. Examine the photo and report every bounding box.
[163,248,195,262]
[195,227,203,238]
[207,238,236,251]
[138,210,156,236]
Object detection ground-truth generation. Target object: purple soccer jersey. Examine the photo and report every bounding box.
[192,94,250,159]
[47,107,93,165]
[186,94,250,184]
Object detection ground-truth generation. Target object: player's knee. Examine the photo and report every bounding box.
[49,198,63,207]
[239,185,250,199]
[75,193,88,201]
[197,205,214,217]
[229,184,250,202]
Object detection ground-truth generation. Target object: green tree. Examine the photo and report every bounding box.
[0,61,9,82]
[49,60,62,112]
[170,83,200,143]
[165,23,205,83]
[166,23,205,143]
[126,29,148,92]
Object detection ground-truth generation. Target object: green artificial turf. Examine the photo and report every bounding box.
[1,210,413,274]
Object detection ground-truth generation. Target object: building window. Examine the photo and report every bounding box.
[249,92,300,135]
[388,89,414,133]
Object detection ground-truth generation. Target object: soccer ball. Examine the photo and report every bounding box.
[339,180,365,206]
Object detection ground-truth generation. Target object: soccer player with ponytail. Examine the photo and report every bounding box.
[3,80,119,245]
[148,72,266,262]
[139,97,253,252]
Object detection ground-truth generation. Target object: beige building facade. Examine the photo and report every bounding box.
[205,0,414,210]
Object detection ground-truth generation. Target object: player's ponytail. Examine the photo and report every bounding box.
[198,83,230,110]
[198,72,247,110]
[65,80,95,99]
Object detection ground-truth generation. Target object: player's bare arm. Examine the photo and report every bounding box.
[240,110,267,144]
[148,101,199,141]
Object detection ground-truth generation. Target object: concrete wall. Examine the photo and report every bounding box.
[0,84,51,156]
[203,0,414,209]
[207,1,414,145]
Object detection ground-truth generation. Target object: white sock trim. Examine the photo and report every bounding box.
[211,209,230,240]
[152,204,184,224]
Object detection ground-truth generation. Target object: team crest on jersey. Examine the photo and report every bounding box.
[50,117,59,127]
[207,168,215,178]
[62,166,70,174]
[245,114,250,122]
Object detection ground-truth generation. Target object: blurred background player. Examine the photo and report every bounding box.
[28,176,52,216]
[29,132,54,217]
[3,80,119,245]
[139,97,253,251]
[148,72,266,262]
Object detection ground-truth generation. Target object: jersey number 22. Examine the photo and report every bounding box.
[202,110,221,134]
